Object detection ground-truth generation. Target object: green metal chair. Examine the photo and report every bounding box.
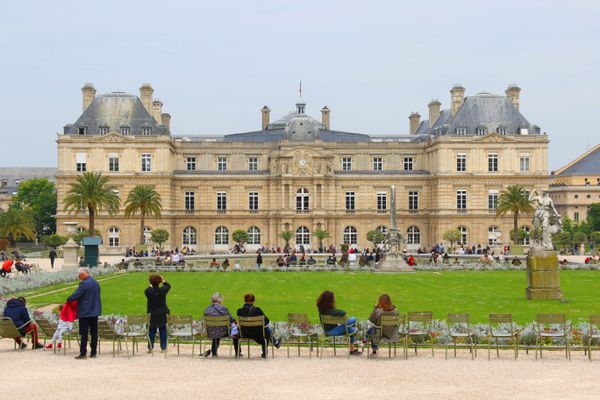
[97,318,128,357]
[406,311,435,357]
[237,315,273,359]
[373,313,406,359]
[534,313,570,361]
[488,313,518,360]
[287,313,318,358]
[125,314,150,356]
[0,317,28,350]
[203,315,235,358]
[446,313,477,360]
[587,314,600,361]
[319,314,358,358]
[167,315,197,357]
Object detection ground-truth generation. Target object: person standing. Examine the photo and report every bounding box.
[49,248,57,269]
[67,267,101,359]
[256,251,263,269]
[144,274,170,352]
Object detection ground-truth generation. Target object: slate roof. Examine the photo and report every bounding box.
[64,92,169,136]
[221,129,372,143]
[558,145,600,175]
[0,167,57,196]
[416,93,540,136]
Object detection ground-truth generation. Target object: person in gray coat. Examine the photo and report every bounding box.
[365,294,399,357]
[67,267,101,359]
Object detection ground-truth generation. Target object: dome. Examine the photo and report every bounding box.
[284,115,320,140]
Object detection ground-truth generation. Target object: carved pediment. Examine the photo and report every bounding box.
[474,132,516,143]
[91,132,135,143]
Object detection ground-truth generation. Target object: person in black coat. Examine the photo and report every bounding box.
[49,248,57,269]
[236,293,280,358]
[144,274,171,352]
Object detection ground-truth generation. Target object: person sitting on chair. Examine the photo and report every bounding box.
[236,293,281,358]
[1,259,13,277]
[203,292,240,358]
[2,297,43,349]
[364,294,399,357]
[316,290,361,355]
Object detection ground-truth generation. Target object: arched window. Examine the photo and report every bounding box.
[296,188,310,211]
[182,226,197,245]
[108,227,120,247]
[407,226,421,244]
[295,226,310,246]
[376,225,388,235]
[215,226,229,245]
[247,226,261,245]
[144,227,152,245]
[520,226,531,246]
[488,226,501,245]
[457,226,468,245]
[343,226,357,245]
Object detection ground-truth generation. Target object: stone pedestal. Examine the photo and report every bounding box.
[62,239,80,272]
[525,249,562,300]
[377,254,414,273]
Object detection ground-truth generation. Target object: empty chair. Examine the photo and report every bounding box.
[587,315,600,361]
[446,313,477,360]
[534,313,570,360]
[96,318,128,357]
[167,315,198,357]
[125,314,150,356]
[287,313,318,358]
[488,313,518,360]
[406,311,435,357]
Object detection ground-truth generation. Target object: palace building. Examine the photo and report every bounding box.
[56,83,549,253]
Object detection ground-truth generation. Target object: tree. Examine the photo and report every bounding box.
[279,230,293,248]
[0,208,37,247]
[150,229,169,249]
[313,228,330,250]
[124,185,162,244]
[366,230,385,249]
[63,172,120,235]
[590,231,600,252]
[552,231,571,254]
[41,233,68,248]
[11,178,57,236]
[232,229,249,248]
[496,185,534,244]
[443,229,462,251]
[573,231,588,251]
[587,203,600,232]
[73,229,101,245]
[509,228,529,244]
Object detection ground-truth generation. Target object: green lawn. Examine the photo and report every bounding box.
[23,271,600,324]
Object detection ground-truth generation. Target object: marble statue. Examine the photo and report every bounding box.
[529,189,562,250]
[384,185,404,256]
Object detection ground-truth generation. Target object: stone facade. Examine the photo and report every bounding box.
[56,83,550,253]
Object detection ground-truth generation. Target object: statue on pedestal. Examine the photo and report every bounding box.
[383,185,404,257]
[529,189,562,250]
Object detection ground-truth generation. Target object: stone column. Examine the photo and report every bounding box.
[526,249,562,300]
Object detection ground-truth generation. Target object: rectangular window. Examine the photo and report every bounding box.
[249,191,259,210]
[488,154,498,172]
[574,212,579,222]
[455,128,467,135]
[141,154,152,172]
[120,126,130,135]
[108,153,119,172]
[141,126,152,135]
[184,191,195,211]
[404,157,414,171]
[76,153,87,172]
[477,127,487,136]
[377,192,387,210]
[99,127,109,135]
[408,191,419,210]
[217,157,227,171]
[345,191,355,210]
[456,154,466,172]
[217,192,227,210]
[342,157,352,171]
[373,157,383,171]
[456,190,467,211]
[186,157,196,171]
[520,156,530,172]
[248,157,258,171]
[488,190,498,210]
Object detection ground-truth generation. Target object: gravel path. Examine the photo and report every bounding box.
[2,341,598,399]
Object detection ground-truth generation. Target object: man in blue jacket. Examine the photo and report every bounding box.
[67,267,101,359]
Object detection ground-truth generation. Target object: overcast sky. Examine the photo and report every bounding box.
[1,0,598,170]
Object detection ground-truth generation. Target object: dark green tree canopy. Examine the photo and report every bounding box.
[11,178,57,236]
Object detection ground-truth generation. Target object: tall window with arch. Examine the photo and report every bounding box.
[296,188,309,211]
[295,226,310,246]
[407,226,420,244]
[182,226,197,246]
[343,226,357,245]
[247,226,261,245]
[215,226,229,245]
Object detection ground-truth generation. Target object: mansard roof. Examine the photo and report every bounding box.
[555,144,600,176]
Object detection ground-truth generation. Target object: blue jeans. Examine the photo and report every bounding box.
[325,316,357,344]
[366,326,378,350]
[149,326,167,350]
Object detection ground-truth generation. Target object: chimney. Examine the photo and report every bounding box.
[161,113,171,131]
[428,100,441,128]
[151,99,163,123]
[261,106,271,130]
[505,84,521,110]
[450,84,465,117]
[139,83,154,113]
[81,83,96,111]
[409,112,421,134]
[320,106,331,130]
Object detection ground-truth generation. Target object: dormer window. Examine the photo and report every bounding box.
[497,126,507,135]
[455,127,466,135]
[98,126,109,135]
[77,126,87,135]
[120,125,130,135]
[476,127,487,136]
[141,126,152,135]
